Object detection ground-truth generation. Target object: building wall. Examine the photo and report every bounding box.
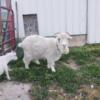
[12,0,100,44]
[87,0,100,43]
[12,0,87,38]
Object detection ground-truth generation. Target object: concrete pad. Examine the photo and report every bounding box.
[0,81,32,100]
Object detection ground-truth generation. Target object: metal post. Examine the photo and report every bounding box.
[15,1,19,40]
[86,0,88,44]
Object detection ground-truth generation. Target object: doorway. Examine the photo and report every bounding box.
[23,14,39,36]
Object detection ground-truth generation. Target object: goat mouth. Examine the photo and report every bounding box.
[56,43,67,53]
[63,47,66,50]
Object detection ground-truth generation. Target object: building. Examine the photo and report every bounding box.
[11,0,100,46]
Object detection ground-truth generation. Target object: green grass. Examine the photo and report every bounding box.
[1,44,100,100]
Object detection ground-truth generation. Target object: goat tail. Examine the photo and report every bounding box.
[18,42,23,48]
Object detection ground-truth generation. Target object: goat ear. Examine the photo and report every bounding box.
[66,32,72,39]
[11,50,15,52]
[54,32,60,37]
[11,50,14,53]
[11,50,13,52]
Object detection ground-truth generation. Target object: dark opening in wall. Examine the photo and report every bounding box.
[23,14,39,36]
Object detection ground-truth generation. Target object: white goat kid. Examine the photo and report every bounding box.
[0,51,18,80]
[18,32,72,72]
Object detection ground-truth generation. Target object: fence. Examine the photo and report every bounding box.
[0,0,16,55]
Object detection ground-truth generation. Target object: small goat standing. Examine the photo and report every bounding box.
[18,32,72,72]
[0,51,18,80]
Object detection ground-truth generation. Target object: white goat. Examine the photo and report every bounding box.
[0,51,18,80]
[18,32,72,72]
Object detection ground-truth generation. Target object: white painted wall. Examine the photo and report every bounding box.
[87,0,100,43]
[12,0,87,38]
[66,0,87,35]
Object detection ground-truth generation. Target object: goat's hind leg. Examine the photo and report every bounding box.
[23,57,31,69]
[34,60,40,65]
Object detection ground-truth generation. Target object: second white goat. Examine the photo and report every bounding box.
[0,51,18,80]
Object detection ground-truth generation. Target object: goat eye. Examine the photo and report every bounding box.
[58,38,60,42]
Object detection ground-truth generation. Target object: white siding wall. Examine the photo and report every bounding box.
[11,0,17,36]
[12,0,87,38]
[13,0,38,38]
[66,0,87,35]
[37,0,67,36]
[88,0,100,43]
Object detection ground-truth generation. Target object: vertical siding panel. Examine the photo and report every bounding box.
[66,0,73,33]
[95,0,100,43]
[19,0,38,14]
[79,0,87,34]
[87,0,96,43]
[17,0,25,37]
[52,0,66,33]
[38,0,58,36]
[72,0,80,34]
[58,0,66,32]
[66,0,87,35]
[37,0,47,36]
[45,0,53,34]
[52,0,60,33]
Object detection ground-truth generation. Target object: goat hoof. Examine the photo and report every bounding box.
[35,60,40,65]
[51,69,56,72]
[7,78,11,81]
[25,67,29,69]
[47,66,51,69]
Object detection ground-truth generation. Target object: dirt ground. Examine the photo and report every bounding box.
[0,58,99,100]
[0,81,99,100]
[48,84,100,100]
[0,81,32,100]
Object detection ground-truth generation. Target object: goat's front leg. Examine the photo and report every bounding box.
[23,57,30,69]
[4,65,11,80]
[47,60,56,72]
[51,65,56,72]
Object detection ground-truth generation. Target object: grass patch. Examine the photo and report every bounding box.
[77,64,100,85]
[55,65,79,93]
[0,44,100,99]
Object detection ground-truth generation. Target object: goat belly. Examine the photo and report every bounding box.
[31,46,48,59]
[0,66,4,75]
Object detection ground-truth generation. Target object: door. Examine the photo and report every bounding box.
[23,14,39,36]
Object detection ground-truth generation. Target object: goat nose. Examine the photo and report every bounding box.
[63,44,66,49]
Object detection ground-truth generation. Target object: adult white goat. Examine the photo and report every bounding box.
[18,32,72,72]
[0,51,18,80]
